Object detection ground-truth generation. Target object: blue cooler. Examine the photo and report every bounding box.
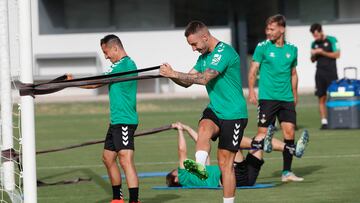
[327,67,360,129]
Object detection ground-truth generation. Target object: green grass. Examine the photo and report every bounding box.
[19,95,360,202]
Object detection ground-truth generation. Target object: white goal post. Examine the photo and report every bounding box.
[18,0,37,202]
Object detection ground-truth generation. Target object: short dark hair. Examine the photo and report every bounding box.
[310,23,322,33]
[184,20,208,37]
[266,14,286,27]
[100,34,123,48]
[166,169,181,187]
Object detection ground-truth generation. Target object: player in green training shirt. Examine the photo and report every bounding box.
[165,122,309,188]
[160,21,247,203]
[68,35,140,203]
[248,14,304,183]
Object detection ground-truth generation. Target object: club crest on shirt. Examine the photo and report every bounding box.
[324,42,328,47]
[286,53,291,58]
[269,52,275,58]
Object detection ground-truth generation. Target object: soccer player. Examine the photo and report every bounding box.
[310,23,340,129]
[68,34,140,203]
[248,14,303,182]
[160,21,248,203]
[166,122,309,187]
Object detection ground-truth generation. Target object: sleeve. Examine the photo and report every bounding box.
[328,36,340,52]
[252,43,265,63]
[104,62,125,75]
[207,51,231,73]
[193,56,202,72]
[311,41,315,49]
[291,46,298,68]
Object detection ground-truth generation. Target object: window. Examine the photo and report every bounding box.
[39,0,229,35]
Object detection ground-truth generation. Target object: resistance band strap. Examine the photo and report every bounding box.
[35,124,173,155]
[18,65,161,97]
[1,125,173,160]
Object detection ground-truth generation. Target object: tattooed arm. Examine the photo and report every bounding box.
[160,63,219,88]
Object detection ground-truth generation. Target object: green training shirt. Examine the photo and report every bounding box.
[178,165,221,187]
[194,42,248,120]
[253,40,298,102]
[104,56,138,125]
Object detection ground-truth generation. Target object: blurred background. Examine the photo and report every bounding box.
[6,0,360,98]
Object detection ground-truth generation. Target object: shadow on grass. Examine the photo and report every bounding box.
[271,165,325,178]
[142,194,181,203]
[95,194,181,203]
[38,168,110,195]
[82,168,111,194]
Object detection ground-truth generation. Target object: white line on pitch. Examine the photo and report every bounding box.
[37,153,360,170]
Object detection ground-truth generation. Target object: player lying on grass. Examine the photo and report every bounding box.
[166,122,309,187]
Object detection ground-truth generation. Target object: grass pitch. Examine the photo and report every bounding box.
[28,95,360,202]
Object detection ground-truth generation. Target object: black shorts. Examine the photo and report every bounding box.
[234,153,264,186]
[315,71,338,97]
[104,123,137,152]
[257,100,296,127]
[200,108,248,152]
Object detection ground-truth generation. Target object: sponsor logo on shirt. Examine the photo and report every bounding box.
[211,54,222,65]
[324,42,328,47]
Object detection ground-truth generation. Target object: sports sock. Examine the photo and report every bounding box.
[129,187,139,202]
[112,184,122,200]
[223,197,235,203]
[234,160,248,186]
[283,144,295,155]
[321,118,328,125]
[195,150,208,166]
[283,139,295,172]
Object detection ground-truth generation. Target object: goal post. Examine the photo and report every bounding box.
[0,0,15,193]
[18,0,37,202]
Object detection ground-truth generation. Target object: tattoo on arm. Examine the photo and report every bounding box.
[176,68,219,85]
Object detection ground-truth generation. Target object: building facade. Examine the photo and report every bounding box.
[8,0,360,96]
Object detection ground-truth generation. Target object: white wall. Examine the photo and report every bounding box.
[286,24,360,92]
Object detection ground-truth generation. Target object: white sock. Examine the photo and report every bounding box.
[195,150,208,166]
[223,197,235,203]
[321,118,328,125]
